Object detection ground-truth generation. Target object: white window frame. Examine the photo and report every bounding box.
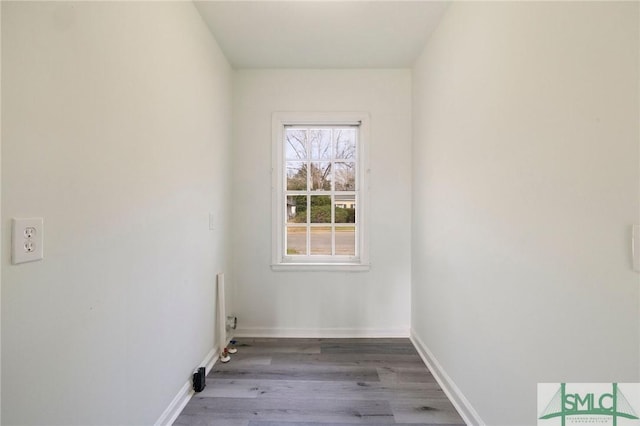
[272,112,370,271]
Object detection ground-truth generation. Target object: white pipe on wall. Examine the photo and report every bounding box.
[217,272,230,362]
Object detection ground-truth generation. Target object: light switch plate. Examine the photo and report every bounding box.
[12,217,44,264]
[633,225,640,273]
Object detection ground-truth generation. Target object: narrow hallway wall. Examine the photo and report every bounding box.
[412,2,639,424]
[1,2,232,424]
[232,69,412,337]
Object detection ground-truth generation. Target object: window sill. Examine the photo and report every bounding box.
[271,263,370,272]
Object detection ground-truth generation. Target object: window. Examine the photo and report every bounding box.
[272,112,369,271]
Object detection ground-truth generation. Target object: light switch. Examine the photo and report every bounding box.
[633,225,640,273]
[12,217,44,264]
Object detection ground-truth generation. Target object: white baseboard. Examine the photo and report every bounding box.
[233,327,409,338]
[154,346,219,426]
[410,330,485,426]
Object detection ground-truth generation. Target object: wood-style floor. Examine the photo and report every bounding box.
[174,338,466,426]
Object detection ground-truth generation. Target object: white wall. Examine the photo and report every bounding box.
[412,2,639,425]
[232,70,412,337]
[0,4,3,423]
[1,2,232,424]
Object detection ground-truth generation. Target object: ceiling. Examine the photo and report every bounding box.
[194,1,449,69]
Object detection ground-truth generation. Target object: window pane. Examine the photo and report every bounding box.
[286,162,307,190]
[310,195,331,223]
[286,129,307,159]
[334,195,355,223]
[310,162,331,191]
[310,226,332,255]
[335,128,356,160]
[286,195,307,224]
[334,162,355,191]
[287,226,306,255]
[335,226,355,256]
[278,120,365,266]
[309,129,331,160]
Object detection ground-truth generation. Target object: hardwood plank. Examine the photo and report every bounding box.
[197,379,262,399]
[319,338,415,346]
[211,355,273,367]
[211,364,380,382]
[201,378,449,401]
[321,342,417,355]
[236,338,411,345]
[173,415,249,426]
[269,352,423,368]
[236,338,322,344]
[233,338,322,354]
[377,366,437,384]
[181,397,395,423]
[390,399,465,424]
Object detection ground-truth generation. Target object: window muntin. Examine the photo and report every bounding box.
[272,113,369,270]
